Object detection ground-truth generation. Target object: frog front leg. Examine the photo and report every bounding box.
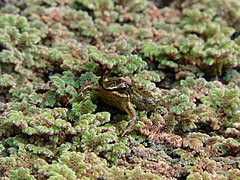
[121,101,137,136]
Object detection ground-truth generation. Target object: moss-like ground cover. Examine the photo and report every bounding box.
[0,0,239,179]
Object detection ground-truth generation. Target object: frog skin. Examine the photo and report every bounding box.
[83,76,157,136]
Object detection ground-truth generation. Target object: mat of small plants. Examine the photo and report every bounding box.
[0,0,240,179]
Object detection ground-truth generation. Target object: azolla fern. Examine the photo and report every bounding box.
[0,0,240,179]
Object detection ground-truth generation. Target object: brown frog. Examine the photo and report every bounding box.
[81,76,156,136]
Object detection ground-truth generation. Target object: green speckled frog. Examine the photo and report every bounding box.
[81,76,156,136]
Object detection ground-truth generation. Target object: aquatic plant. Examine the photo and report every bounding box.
[0,0,240,179]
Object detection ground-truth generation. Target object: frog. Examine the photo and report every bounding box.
[81,76,157,136]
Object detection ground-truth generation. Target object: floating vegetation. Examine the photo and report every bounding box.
[0,0,239,179]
